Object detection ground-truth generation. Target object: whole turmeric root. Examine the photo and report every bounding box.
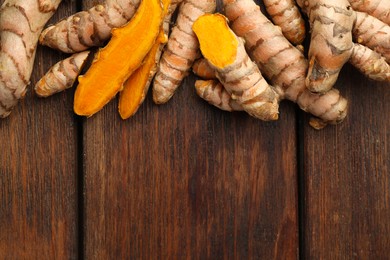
[348,0,390,25]
[222,0,348,127]
[39,0,141,53]
[350,43,390,81]
[353,11,390,63]
[152,0,217,104]
[35,51,90,97]
[296,0,356,93]
[193,58,348,129]
[263,0,306,45]
[195,80,243,112]
[0,0,62,117]
[193,13,279,121]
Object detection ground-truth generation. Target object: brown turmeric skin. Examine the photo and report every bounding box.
[35,51,90,97]
[263,0,306,45]
[223,0,348,127]
[39,0,141,53]
[296,0,356,93]
[193,13,279,121]
[353,11,390,63]
[0,0,62,117]
[195,80,243,112]
[152,0,217,104]
[73,0,163,117]
[348,0,390,25]
[193,58,348,129]
[349,43,390,81]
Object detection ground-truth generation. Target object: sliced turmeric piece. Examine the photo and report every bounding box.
[73,0,163,117]
[193,13,279,121]
[118,0,171,119]
[118,28,168,119]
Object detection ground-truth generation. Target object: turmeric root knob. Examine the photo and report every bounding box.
[193,13,279,121]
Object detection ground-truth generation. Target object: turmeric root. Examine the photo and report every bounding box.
[193,58,348,129]
[39,0,141,53]
[192,58,216,80]
[348,0,390,25]
[118,0,173,119]
[34,51,90,97]
[193,13,279,121]
[195,80,243,112]
[152,0,217,104]
[73,0,163,117]
[296,0,356,93]
[0,0,62,117]
[349,43,390,81]
[353,11,390,63]
[223,0,348,127]
[263,0,306,45]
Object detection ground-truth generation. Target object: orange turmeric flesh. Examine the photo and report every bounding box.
[119,30,168,119]
[192,14,237,69]
[73,0,163,117]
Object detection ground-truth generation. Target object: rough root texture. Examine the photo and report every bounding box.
[348,0,390,25]
[0,0,62,117]
[152,0,217,104]
[349,43,390,81]
[193,13,279,121]
[35,51,90,97]
[263,0,306,45]
[353,11,390,63]
[297,0,356,93]
[195,80,243,111]
[39,0,141,53]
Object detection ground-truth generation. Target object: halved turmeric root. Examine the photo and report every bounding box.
[73,0,163,117]
[193,13,279,121]
[118,27,168,119]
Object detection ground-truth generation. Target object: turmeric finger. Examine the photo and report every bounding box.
[193,58,348,128]
[73,0,163,117]
[349,43,390,81]
[152,0,217,104]
[348,0,390,25]
[223,0,348,127]
[353,11,390,63]
[0,0,62,117]
[296,0,355,93]
[263,0,306,45]
[195,80,243,112]
[193,13,279,121]
[35,51,90,97]
[39,0,141,53]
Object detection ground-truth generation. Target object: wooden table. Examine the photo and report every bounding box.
[1,0,389,258]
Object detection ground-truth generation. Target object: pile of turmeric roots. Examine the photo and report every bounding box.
[0,0,389,129]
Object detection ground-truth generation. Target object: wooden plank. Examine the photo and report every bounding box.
[302,65,390,258]
[0,1,79,258]
[82,1,299,258]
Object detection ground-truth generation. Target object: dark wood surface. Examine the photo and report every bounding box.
[0,0,389,259]
[0,1,79,259]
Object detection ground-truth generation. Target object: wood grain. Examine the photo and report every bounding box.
[0,1,79,258]
[301,64,390,259]
[81,1,299,258]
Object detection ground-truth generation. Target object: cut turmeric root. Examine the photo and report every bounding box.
[73,0,163,117]
[193,13,279,121]
[118,0,171,119]
[118,28,168,119]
